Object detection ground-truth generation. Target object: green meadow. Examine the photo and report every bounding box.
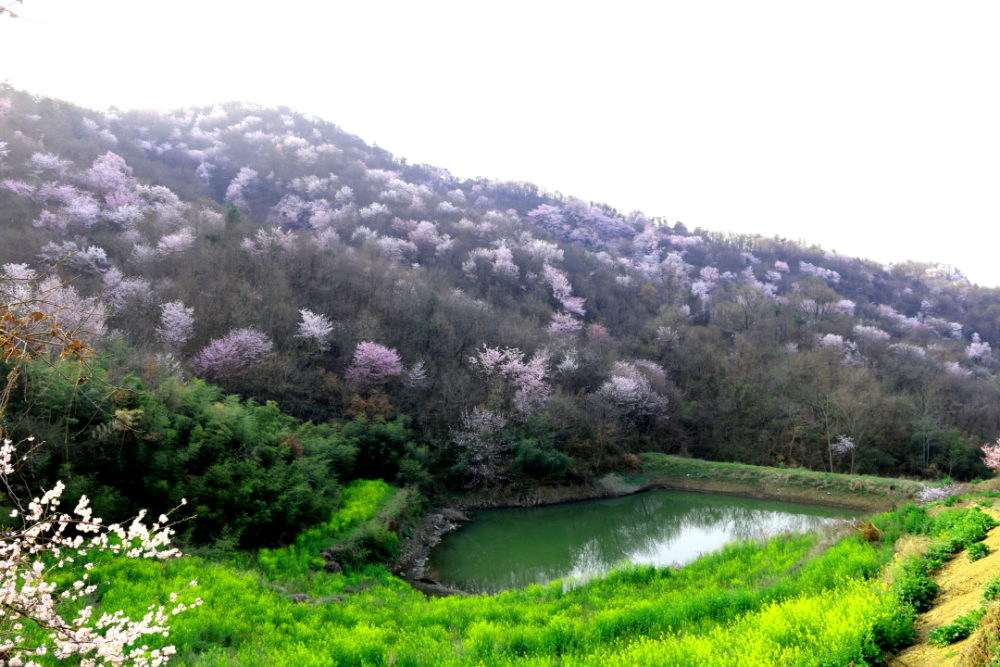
[27,480,998,667]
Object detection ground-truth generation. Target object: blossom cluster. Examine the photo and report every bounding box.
[345,342,404,388]
[0,439,199,666]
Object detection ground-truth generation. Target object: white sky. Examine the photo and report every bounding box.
[4,0,999,286]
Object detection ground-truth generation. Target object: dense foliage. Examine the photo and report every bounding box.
[1,83,1000,499]
[0,355,425,552]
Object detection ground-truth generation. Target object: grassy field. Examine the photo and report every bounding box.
[23,475,1000,667]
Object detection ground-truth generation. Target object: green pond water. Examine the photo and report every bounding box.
[426,490,860,592]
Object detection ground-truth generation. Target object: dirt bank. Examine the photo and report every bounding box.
[888,502,1000,667]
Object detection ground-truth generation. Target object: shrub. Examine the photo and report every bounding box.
[894,558,940,612]
[968,541,990,562]
[928,608,985,646]
[983,575,1000,602]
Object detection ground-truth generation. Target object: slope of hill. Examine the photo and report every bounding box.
[1,83,999,516]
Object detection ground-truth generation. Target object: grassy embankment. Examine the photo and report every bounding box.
[623,453,939,511]
[24,470,1000,667]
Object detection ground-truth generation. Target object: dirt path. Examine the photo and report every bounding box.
[889,503,1000,667]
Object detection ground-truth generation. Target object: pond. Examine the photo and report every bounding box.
[426,490,861,592]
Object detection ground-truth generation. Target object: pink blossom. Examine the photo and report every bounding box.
[966,333,992,361]
[854,325,890,344]
[365,168,398,184]
[548,312,584,335]
[103,275,155,313]
[595,363,669,425]
[85,151,135,192]
[491,246,519,279]
[774,260,790,273]
[916,483,962,504]
[436,201,462,216]
[831,435,856,455]
[528,239,564,264]
[377,237,419,263]
[334,185,354,205]
[981,439,1000,471]
[542,264,586,317]
[192,327,273,379]
[34,275,108,339]
[527,204,565,233]
[408,221,445,247]
[834,299,856,316]
[156,301,195,348]
[36,182,83,205]
[27,152,71,177]
[403,360,428,389]
[944,361,970,377]
[1,179,36,198]
[359,202,390,220]
[668,235,705,250]
[345,342,404,388]
[244,227,297,255]
[62,193,101,227]
[225,167,258,202]
[700,266,720,282]
[632,226,660,256]
[157,228,196,256]
[799,261,841,284]
[296,309,334,350]
[469,345,552,418]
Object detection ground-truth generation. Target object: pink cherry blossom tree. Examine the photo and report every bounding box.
[967,333,992,362]
[595,361,669,427]
[156,301,195,349]
[345,342,404,388]
[541,264,586,317]
[191,328,273,379]
[296,309,334,351]
[981,438,1000,472]
[224,167,258,203]
[468,345,551,419]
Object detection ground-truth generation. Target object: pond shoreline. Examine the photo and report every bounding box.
[393,455,914,593]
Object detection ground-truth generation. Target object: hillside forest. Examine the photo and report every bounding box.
[1,84,1000,553]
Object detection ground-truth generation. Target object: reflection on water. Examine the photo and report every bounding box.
[426,490,859,593]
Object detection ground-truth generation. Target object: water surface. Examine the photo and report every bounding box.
[427,490,859,592]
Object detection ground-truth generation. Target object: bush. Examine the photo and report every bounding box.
[894,558,940,613]
[928,608,985,646]
[968,541,990,562]
[983,576,1000,602]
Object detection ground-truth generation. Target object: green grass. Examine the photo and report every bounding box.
[635,453,927,504]
[30,487,1000,666]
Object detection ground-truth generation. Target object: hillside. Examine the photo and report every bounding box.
[1,83,999,526]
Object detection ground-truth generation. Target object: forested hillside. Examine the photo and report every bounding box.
[2,83,999,539]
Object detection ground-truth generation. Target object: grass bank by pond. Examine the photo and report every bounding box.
[621,453,934,511]
[457,454,940,513]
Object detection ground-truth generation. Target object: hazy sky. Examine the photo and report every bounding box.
[4,1,999,285]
